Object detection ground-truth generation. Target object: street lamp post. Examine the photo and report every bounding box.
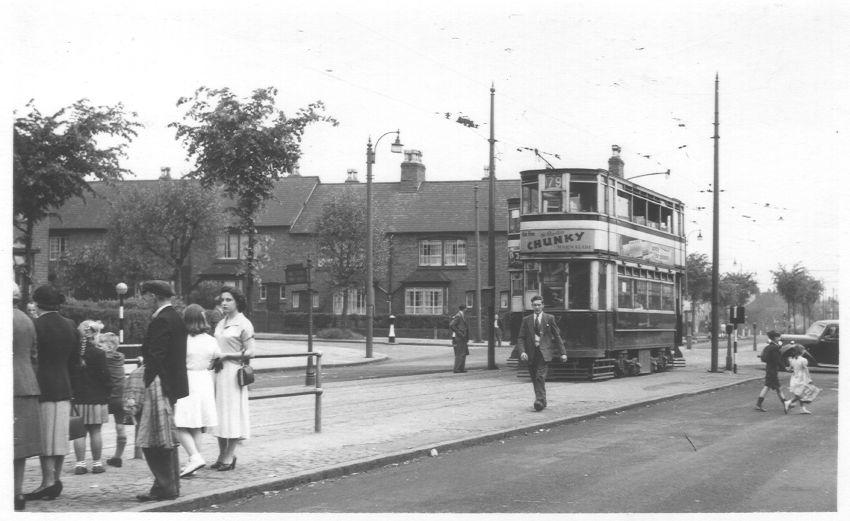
[683,230,702,350]
[115,282,128,343]
[365,130,403,359]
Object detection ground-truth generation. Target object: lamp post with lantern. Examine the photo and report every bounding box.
[115,282,128,343]
[365,130,403,358]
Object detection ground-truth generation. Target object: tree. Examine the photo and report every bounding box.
[772,263,823,332]
[171,86,337,313]
[107,179,226,295]
[315,190,389,326]
[685,253,712,335]
[54,244,117,300]
[13,99,142,303]
[718,272,760,307]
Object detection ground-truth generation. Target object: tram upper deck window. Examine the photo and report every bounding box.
[522,178,539,214]
[568,175,598,212]
[616,191,631,219]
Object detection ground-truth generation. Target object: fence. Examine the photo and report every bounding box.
[117,345,323,433]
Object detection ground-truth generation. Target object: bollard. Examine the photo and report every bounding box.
[388,314,396,344]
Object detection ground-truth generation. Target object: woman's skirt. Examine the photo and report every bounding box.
[213,361,250,440]
[39,400,70,456]
[77,403,109,425]
[174,370,218,429]
[136,376,179,449]
[14,396,42,459]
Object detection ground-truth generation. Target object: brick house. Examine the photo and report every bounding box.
[37,151,519,331]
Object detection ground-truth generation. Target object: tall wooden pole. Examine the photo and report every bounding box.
[710,73,721,372]
[487,83,498,369]
[474,185,482,343]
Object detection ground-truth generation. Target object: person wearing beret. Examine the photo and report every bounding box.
[135,280,189,502]
[25,285,81,502]
[13,283,41,511]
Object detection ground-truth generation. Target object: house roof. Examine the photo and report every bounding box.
[48,176,321,230]
[288,179,520,234]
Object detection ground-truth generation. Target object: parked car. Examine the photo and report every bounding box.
[780,320,839,368]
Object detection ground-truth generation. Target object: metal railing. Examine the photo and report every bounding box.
[118,345,324,433]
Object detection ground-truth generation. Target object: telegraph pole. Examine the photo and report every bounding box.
[474,185,482,343]
[487,83,498,369]
[710,73,721,372]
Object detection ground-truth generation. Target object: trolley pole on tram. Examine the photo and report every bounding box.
[487,83,498,370]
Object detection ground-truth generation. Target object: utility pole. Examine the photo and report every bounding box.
[474,185,482,343]
[710,73,721,373]
[487,82,498,369]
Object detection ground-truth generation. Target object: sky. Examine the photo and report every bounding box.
[4,0,848,299]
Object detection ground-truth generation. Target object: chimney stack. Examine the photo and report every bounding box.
[400,150,426,192]
[608,145,624,178]
[159,167,172,179]
[345,169,360,183]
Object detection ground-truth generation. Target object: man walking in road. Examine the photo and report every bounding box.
[755,330,790,412]
[449,305,469,373]
[135,280,189,502]
[516,295,567,411]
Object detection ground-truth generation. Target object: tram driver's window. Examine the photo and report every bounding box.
[618,279,634,308]
[540,262,565,309]
[522,178,539,214]
[567,261,590,309]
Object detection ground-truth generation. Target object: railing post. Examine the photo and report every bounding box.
[314,353,322,433]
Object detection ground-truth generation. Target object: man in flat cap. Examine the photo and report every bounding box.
[135,280,188,502]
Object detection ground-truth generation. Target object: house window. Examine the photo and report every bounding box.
[49,236,68,261]
[279,286,286,301]
[333,289,366,315]
[500,291,509,309]
[405,287,444,315]
[258,285,267,301]
[444,240,467,266]
[465,291,475,310]
[217,231,246,259]
[418,239,467,267]
[292,292,300,309]
[419,240,443,266]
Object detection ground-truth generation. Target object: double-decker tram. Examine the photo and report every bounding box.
[507,146,686,380]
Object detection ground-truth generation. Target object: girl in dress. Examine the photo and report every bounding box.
[174,304,221,477]
[71,320,112,474]
[211,286,255,471]
[784,345,821,414]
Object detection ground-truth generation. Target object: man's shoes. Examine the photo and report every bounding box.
[136,492,178,502]
[755,405,767,412]
[106,457,123,468]
[533,401,544,411]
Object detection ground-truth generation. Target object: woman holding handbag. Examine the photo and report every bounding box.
[211,286,255,471]
[25,286,80,501]
[70,320,112,475]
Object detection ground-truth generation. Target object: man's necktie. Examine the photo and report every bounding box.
[534,314,541,336]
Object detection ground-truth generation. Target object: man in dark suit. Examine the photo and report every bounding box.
[516,295,567,411]
[449,305,469,373]
[135,280,188,502]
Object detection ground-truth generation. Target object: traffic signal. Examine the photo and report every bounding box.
[729,305,746,324]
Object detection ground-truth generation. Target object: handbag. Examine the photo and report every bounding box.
[69,404,86,440]
[237,360,254,387]
[236,348,254,387]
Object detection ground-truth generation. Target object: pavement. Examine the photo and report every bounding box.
[18,335,770,513]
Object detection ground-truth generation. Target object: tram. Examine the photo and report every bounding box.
[507,146,687,380]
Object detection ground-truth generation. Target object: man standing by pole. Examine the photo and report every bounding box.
[135,280,188,502]
[449,305,469,373]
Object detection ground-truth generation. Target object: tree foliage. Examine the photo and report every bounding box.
[13,99,142,302]
[719,271,760,307]
[686,253,712,306]
[315,190,388,322]
[107,180,226,295]
[170,86,337,312]
[772,263,824,331]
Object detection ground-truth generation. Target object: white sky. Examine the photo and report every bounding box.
[4,0,848,298]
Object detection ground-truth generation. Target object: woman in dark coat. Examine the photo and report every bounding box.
[25,286,80,502]
[13,283,41,511]
[71,320,112,474]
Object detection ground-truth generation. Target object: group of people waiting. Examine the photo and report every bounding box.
[12,280,256,510]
